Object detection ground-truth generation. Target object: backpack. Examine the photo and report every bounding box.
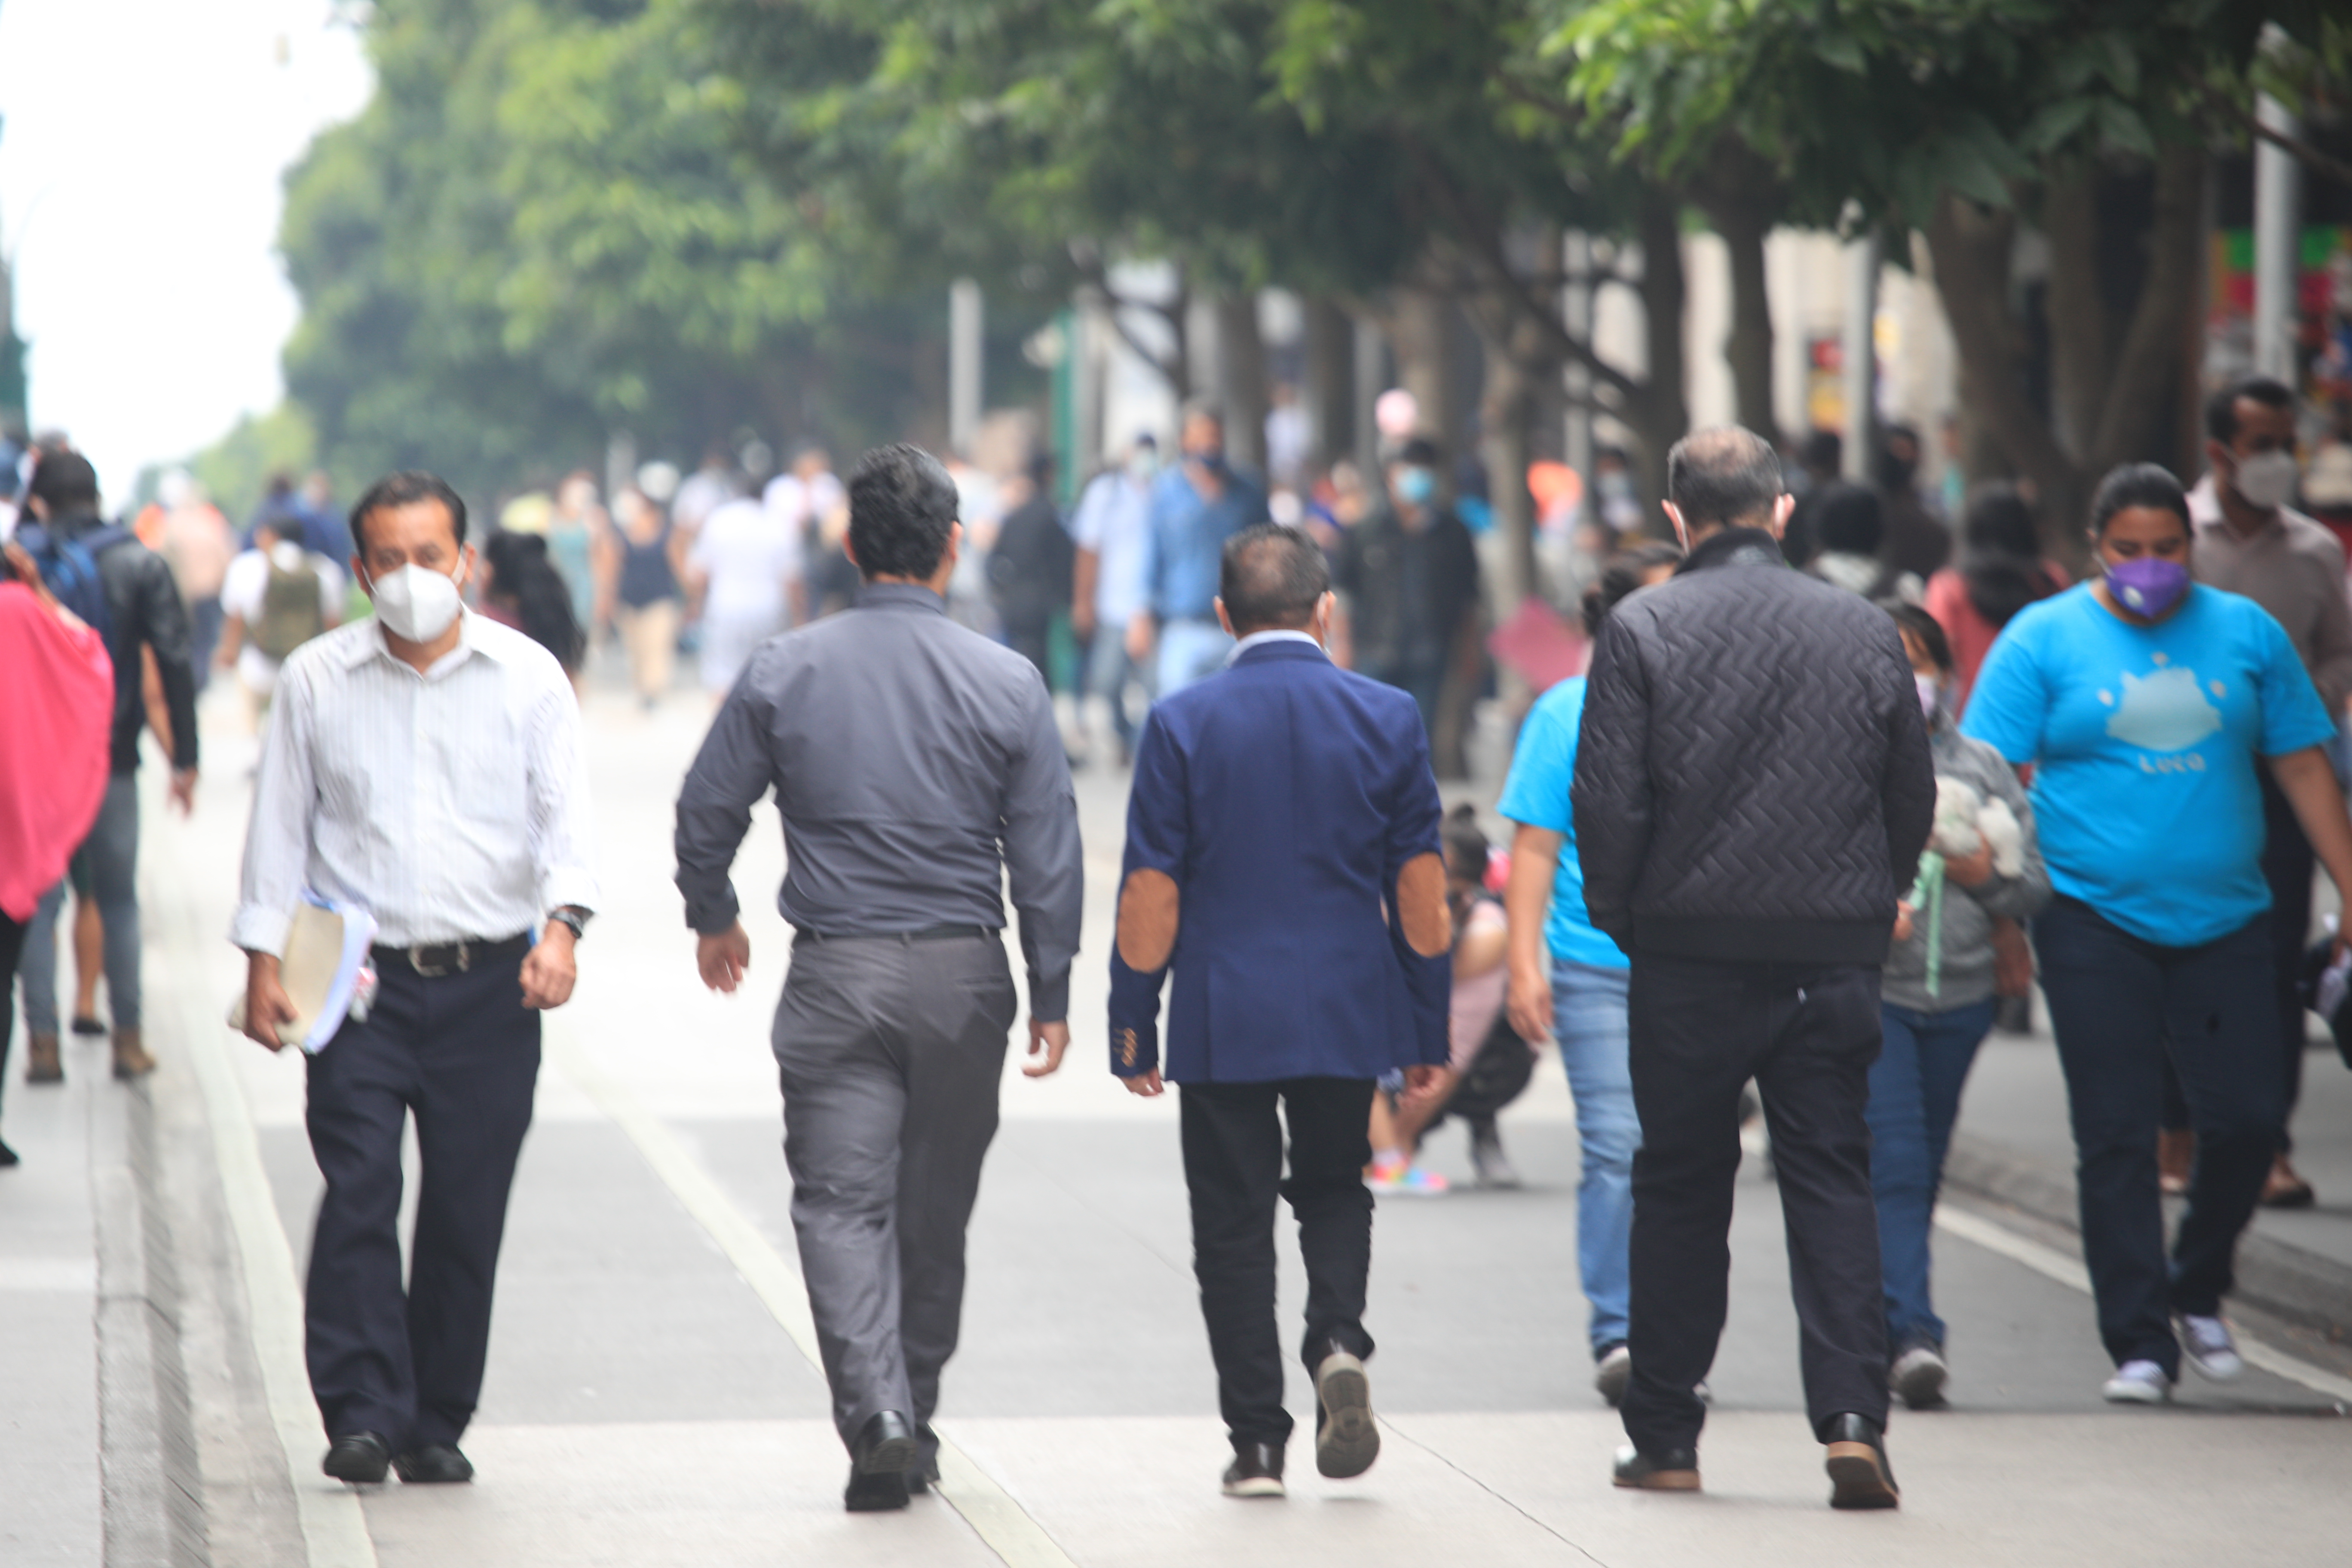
[254,552,326,661]
[15,519,130,659]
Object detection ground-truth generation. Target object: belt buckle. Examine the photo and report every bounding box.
[407,943,467,978]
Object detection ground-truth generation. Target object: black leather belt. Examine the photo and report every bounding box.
[791,924,990,944]
[371,932,533,978]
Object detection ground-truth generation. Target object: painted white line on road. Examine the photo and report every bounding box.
[547,1033,1082,1568]
[1934,1204,2352,1406]
[158,830,381,1568]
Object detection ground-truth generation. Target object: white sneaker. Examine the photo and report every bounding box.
[1888,1344,1950,1409]
[2100,1359,2174,1403]
[1593,1343,1631,1406]
[2175,1314,2245,1382]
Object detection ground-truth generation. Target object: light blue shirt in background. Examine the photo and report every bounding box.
[1498,676,1629,970]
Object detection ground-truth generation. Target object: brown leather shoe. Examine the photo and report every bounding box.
[25,1033,63,1084]
[111,1029,156,1080]
[2261,1155,2315,1209]
[2157,1128,2193,1197]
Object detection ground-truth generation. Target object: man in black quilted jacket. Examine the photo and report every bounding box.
[1572,426,1933,1510]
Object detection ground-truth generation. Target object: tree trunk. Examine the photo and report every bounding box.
[1388,285,1464,457]
[1216,294,1268,476]
[1698,150,1779,438]
[1632,188,1689,519]
[1478,333,1537,611]
[1924,193,2088,551]
[2084,145,2208,477]
[1303,294,1354,471]
[2041,167,2108,463]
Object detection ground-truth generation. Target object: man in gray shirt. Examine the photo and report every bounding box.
[674,443,1083,1513]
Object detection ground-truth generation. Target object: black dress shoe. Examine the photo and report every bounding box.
[394,1443,474,1484]
[905,1422,942,1495]
[1611,1444,1701,1491]
[844,1410,916,1513]
[1221,1439,1286,1498]
[1823,1412,1900,1510]
[322,1432,391,1484]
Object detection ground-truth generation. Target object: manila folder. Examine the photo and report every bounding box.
[226,903,346,1045]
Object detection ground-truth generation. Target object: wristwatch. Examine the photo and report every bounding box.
[546,907,590,943]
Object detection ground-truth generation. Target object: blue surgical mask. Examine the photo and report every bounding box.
[1396,466,1436,506]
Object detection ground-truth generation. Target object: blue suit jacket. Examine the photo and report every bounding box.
[1109,638,1451,1083]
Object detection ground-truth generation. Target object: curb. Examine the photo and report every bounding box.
[1943,1130,2352,1346]
[91,1075,212,1568]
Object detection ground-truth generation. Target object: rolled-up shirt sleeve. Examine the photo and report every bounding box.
[231,657,318,956]
[673,663,778,935]
[525,675,600,917]
[1001,669,1084,1021]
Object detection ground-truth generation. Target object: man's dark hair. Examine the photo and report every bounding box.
[1219,523,1329,634]
[1580,542,1681,637]
[1181,396,1225,432]
[1799,428,1842,477]
[2089,462,2190,536]
[2205,374,2296,444]
[349,471,469,556]
[847,442,959,581]
[1665,425,1784,531]
[27,450,99,514]
[1815,481,1885,556]
[1882,600,1952,674]
[1393,436,1442,469]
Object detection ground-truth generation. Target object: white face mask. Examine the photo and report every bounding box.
[1916,674,1942,719]
[368,560,466,643]
[2233,448,2300,513]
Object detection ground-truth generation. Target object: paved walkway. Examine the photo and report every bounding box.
[8,676,2352,1566]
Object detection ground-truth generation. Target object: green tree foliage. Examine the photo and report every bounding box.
[279,0,989,502]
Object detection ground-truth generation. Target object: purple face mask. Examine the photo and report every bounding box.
[2107,556,2190,619]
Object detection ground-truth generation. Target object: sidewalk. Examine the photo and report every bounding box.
[1946,1020,2352,1344]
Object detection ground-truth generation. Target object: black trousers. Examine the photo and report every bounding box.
[1623,956,1888,1454]
[2036,898,2282,1374]
[304,952,540,1450]
[0,906,24,1111]
[1179,1077,1376,1447]
[2160,770,2313,1150]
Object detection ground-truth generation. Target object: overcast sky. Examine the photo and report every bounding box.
[0,0,372,504]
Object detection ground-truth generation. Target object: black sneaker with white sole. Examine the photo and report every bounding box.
[1313,1346,1380,1479]
[1222,1440,1286,1498]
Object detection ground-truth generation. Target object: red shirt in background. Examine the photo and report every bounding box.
[1922,560,2072,719]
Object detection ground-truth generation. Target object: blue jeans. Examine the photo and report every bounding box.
[1866,998,1997,1353]
[1553,959,1638,1356]
[17,774,141,1035]
[1086,621,1150,751]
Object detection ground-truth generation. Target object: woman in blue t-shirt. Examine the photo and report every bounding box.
[1962,463,2352,1406]
[1497,542,1679,1408]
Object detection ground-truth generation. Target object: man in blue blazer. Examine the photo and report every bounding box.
[1110,523,1452,1499]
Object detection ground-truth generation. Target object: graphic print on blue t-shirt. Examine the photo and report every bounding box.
[1962,584,2335,948]
[2101,656,2223,761]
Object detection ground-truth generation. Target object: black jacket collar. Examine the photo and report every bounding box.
[1675,526,1786,576]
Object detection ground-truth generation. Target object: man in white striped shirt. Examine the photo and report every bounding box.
[233,471,598,1490]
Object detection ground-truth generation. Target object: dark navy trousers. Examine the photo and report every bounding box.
[303,952,540,1450]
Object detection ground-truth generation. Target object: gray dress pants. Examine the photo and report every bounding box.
[772,930,1018,1448]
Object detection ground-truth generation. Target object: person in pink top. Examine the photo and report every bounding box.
[0,541,116,1166]
[1921,485,2070,718]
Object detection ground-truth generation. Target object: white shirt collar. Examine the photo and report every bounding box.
[1228,629,1327,665]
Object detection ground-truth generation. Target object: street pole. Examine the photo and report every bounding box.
[2253,92,2301,385]
[1841,225,1880,479]
[1562,228,1593,484]
[1352,315,1384,471]
[949,278,983,457]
